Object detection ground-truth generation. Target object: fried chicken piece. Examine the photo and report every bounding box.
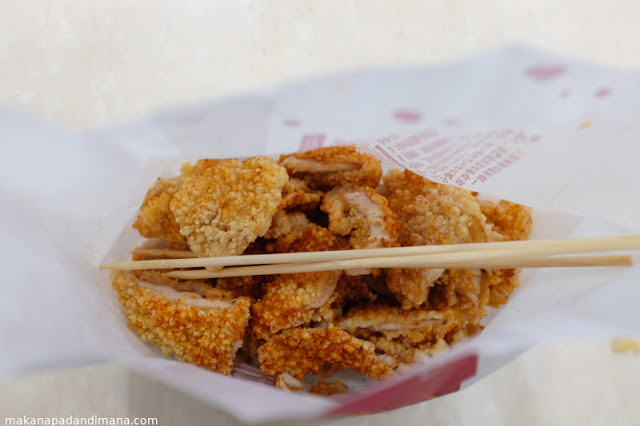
[280,178,324,211]
[111,270,251,375]
[480,199,533,242]
[426,269,487,311]
[383,170,494,308]
[265,221,347,254]
[337,302,483,366]
[257,326,394,380]
[481,268,521,308]
[478,199,532,306]
[170,157,289,258]
[132,177,186,244]
[306,274,379,326]
[385,268,445,310]
[337,302,468,332]
[132,159,230,243]
[321,186,401,276]
[321,186,401,250]
[252,225,344,339]
[279,145,382,190]
[252,270,342,339]
[263,210,311,240]
[384,169,493,245]
[217,275,269,300]
[131,269,234,299]
[334,274,378,307]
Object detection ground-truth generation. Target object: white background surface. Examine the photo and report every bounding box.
[1,1,640,425]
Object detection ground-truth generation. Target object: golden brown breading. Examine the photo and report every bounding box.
[217,274,269,300]
[334,274,378,307]
[309,363,349,395]
[385,268,444,310]
[479,199,532,306]
[337,302,483,366]
[306,274,379,326]
[321,186,402,250]
[480,199,533,241]
[424,269,487,312]
[252,271,342,339]
[263,210,311,240]
[252,224,345,339]
[257,326,394,380]
[384,170,493,246]
[266,222,346,254]
[337,302,468,332]
[111,270,251,375]
[170,157,289,258]
[180,159,225,177]
[481,268,521,308]
[383,170,493,308]
[279,145,382,190]
[280,178,324,211]
[132,177,186,243]
[131,269,233,299]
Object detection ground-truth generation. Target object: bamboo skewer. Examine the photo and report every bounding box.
[101,235,640,271]
[165,255,632,279]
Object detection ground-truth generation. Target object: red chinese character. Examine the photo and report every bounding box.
[513,133,527,142]
[404,149,420,160]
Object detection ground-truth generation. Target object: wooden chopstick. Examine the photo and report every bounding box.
[165,254,632,279]
[100,235,640,271]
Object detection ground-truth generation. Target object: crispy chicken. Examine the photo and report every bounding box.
[132,177,186,244]
[480,199,533,242]
[321,186,401,250]
[263,210,312,240]
[337,301,483,366]
[383,170,494,309]
[111,270,251,375]
[170,157,288,258]
[251,270,342,340]
[257,326,395,380]
[479,199,533,306]
[279,145,382,190]
[252,225,343,339]
[280,178,324,211]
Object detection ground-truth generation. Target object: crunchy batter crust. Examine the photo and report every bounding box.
[111,270,251,375]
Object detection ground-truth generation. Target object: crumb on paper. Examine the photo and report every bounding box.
[612,337,640,354]
[310,379,349,396]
